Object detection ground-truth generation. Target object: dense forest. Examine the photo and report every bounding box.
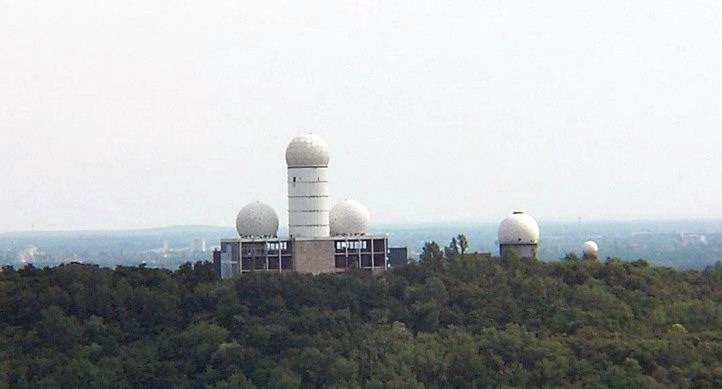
[1,240,722,388]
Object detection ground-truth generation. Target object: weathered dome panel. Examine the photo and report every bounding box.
[498,211,540,245]
[236,201,279,238]
[330,200,370,236]
[285,133,330,168]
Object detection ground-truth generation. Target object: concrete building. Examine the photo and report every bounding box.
[214,134,389,279]
[216,235,388,278]
[498,211,540,259]
[191,239,206,253]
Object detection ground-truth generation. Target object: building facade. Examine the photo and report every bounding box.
[214,236,388,279]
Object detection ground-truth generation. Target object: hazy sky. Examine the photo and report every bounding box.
[2,1,721,232]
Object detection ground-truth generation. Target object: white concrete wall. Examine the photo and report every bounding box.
[287,167,330,237]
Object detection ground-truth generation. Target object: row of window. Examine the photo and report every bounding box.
[242,257,293,271]
[266,241,289,251]
[335,240,368,251]
[226,239,387,259]
[335,254,386,269]
[334,240,387,252]
[240,242,291,258]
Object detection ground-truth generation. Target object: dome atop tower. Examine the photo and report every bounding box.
[498,211,540,245]
[285,133,330,168]
[330,200,370,236]
[582,240,599,258]
[235,201,279,238]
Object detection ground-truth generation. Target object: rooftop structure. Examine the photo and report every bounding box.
[330,200,370,236]
[286,134,331,238]
[285,133,330,168]
[498,211,540,259]
[582,240,599,260]
[235,201,279,238]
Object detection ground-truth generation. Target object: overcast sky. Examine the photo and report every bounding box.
[1,1,721,232]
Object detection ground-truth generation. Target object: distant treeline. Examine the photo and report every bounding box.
[1,242,721,387]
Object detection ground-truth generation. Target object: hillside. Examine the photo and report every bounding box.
[1,252,721,388]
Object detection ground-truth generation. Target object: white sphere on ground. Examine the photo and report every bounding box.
[236,201,279,238]
[285,133,330,168]
[582,240,599,257]
[330,200,370,236]
[498,211,540,245]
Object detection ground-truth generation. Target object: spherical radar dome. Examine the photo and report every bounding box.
[330,200,370,236]
[582,240,599,257]
[498,211,540,245]
[285,133,330,168]
[236,201,279,238]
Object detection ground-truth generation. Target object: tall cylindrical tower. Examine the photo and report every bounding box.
[285,134,331,238]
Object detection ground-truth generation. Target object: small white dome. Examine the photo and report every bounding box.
[582,241,599,257]
[330,200,370,236]
[285,133,330,168]
[236,201,279,238]
[498,211,540,245]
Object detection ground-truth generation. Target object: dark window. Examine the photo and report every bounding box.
[349,254,359,267]
[242,258,253,271]
[335,255,347,269]
[373,239,386,252]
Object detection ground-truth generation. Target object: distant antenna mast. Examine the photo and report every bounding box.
[578,216,582,243]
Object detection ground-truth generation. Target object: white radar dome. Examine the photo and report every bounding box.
[285,133,330,168]
[582,241,599,257]
[498,211,540,245]
[330,200,370,236]
[236,201,279,238]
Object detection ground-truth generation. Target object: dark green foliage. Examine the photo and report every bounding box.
[457,234,469,256]
[419,241,444,272]
[2,253,722,388]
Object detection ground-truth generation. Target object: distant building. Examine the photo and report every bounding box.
[676,233,707,247]
[582,240,599,260]
[191,239,206,253]
[213,134,389,279]
[498,211,540,259]
[215,236,388,278]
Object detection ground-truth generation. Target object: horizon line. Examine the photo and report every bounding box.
[3,216,722,235]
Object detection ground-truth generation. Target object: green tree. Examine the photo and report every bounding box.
[419,241,444,272]
[3,257,722,387]
[445,237,460,259]
[457,234,469,255]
